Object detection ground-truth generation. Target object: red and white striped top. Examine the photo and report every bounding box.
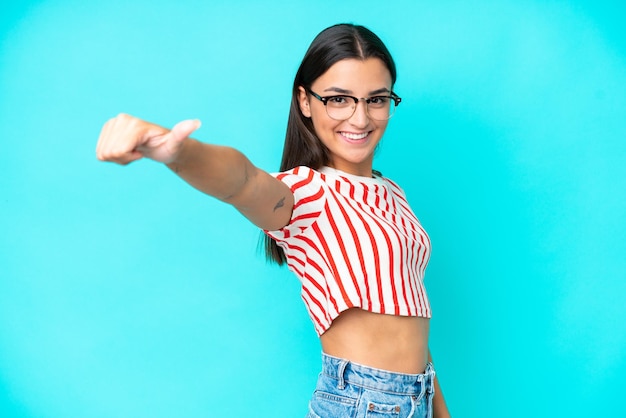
[265,166,432,335]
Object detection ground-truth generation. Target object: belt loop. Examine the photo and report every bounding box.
[337,359,348,390]
[427,362,436,393]
[416,374,426,403]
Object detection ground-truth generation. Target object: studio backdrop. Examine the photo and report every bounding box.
[1,1,625,417]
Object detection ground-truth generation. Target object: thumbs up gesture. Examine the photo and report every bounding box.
[96,113,201,165]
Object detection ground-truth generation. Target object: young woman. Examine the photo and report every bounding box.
[96,23,450,418]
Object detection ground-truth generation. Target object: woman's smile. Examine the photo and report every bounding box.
[339,130,372,142]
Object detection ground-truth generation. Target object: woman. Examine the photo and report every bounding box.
[97,23,450,418]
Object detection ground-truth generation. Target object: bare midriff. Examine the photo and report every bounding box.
[320,308,430,374]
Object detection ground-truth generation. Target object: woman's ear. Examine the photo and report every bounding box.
[298,86,312,118]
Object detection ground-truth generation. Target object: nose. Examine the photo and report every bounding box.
[348,99,370,128]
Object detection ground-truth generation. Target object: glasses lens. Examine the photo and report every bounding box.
[325,96,354,120]
[324,96,398,120]
[368,97,396,120]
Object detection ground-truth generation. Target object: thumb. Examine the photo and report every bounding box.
[169,119,202,144]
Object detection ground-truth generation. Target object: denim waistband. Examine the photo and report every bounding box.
[320,352,435,396]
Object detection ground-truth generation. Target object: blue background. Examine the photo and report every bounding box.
[1,1,625,417]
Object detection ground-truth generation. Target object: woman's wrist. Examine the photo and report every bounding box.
[166,136,196,171]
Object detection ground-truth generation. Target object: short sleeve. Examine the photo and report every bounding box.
[264,166,326,241]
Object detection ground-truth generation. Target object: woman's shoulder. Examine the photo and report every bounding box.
[272,165,325,184]
[269,166,330,196]
[275,165,320,177]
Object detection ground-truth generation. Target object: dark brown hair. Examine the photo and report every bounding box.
[265,23,397,264]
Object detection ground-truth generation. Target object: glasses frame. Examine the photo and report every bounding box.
[306,88,402,121]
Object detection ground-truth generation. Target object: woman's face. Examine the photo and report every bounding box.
[298,58,393,177]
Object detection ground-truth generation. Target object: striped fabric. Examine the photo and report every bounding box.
[265,166,431,335]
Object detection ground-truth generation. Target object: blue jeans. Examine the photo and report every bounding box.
[307,353,435,418]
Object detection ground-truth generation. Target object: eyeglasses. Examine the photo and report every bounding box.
[306,88,402,121]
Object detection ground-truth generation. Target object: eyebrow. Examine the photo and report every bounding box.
[323,86,391,96]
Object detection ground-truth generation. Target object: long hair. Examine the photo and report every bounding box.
[264,23,397,264]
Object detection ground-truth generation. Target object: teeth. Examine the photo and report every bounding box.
[341,132,368,140]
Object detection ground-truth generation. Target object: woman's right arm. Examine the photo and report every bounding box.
[96,114,293,230]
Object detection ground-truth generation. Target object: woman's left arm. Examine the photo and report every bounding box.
[429,350,451,418]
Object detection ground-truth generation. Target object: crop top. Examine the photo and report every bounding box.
[264,166,431,336]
